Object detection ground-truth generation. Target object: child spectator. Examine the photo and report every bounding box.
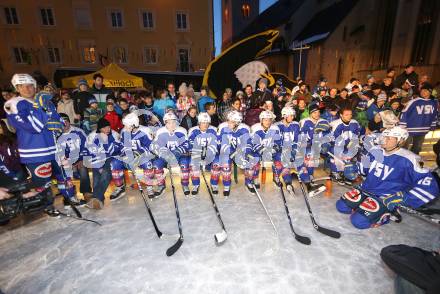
[83,98,104,133]
[104,102,123,131]
[57,89,77,124]
[180,106,198,130]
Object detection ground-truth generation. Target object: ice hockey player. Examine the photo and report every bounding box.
[329,107,361,185]
[213,110,251,197]
[187,112,218,196]
[58,113,91,206]
[152,112,190,196]
[297,103,329,197]
[248,110,282,194]
[275,107,300,194]
[109,112,157,199]
[336,126,440,229]
[4,74,82,207]
[85,118,122,209]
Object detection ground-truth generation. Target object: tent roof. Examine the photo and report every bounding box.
[61,63,143,88]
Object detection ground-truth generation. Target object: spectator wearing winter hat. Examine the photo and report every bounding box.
[235,90,248,117]
[366,74,375,87]
[57,89,77,125]
[104,101,123,132]
[83,98,104,133]
[153,89,176,121]
[72,78,94,121]
[197,86,214,113]
[366,92,387,121]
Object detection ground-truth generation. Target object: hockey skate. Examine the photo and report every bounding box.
[110,185,126,201]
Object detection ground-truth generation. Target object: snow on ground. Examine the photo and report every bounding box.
[1,172,439,294]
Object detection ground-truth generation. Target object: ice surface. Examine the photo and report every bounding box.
[1,172,439,294]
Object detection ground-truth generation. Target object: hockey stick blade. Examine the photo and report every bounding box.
[214,229,227,246]
[294,233,311,245]
[316,225,341,239]
[166,237,184,257]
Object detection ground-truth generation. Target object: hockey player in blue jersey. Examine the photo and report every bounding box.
[187,112,218,196]
[152,112,190,196]
[399,84,438,155]
[329,107,361,185]
[336,126,440,229]
[297,103,329,197]
[58,113,91,206]
[275,107,300,195]
[109,112,157,200]
[85,118,123,209]
[4,74,83,207]
[249,110,282,192]
[213,110,251,196]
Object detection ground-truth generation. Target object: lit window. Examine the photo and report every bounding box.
[144,47,158,64]
[242,4,251,18]
[4,7,19,24]
[83,46,96,63]
[47,47,61,63]
[40,8,55,26]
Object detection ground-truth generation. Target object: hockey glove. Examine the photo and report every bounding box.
[382,192,404,211]
[35,91,53,110]
[47,119,64,135]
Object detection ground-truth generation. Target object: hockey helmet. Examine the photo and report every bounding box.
[163,112,178,123]
[198,112,211,124]
[281,107,296,118]
[227,110,243,123]
[259,110,276,121]
[11,73,36,89]
[122,112,140,128]
[382,126,409,142]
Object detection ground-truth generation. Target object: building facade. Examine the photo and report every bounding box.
[0,0,214,87]
[232,0,440,88]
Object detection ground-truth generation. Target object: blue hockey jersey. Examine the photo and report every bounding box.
[58,126,88,163]
[359,147,439,208]
[330,118,361,158]
[86,130,122,168]
[250,123,282,161]
[120,126,154,156]
[217,122,251,157]
[153,126,189,156]
[4,97,59,164]
[399,97,438,135]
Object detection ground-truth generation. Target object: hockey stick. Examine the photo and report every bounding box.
[45,208,102,225]
[233,162,238,184]
[166,166,184,257]
[355,188,440,226]
[127,163,178,239]
[295,174,341,238]
[273,169,311,245]
[252,183,278,235]
[261,166,266,184]
[201,166,228,245]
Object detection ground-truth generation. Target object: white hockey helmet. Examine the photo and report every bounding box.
[122,112,139,128]
[11,73,36,89]
[259,110,276,121]
[382,126,409,142]
[227,110,243,123]
[281,106,296,118]
[198,112,211,124]
[163,112,178,123]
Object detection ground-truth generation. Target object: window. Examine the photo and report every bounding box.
[411,0,439,64]
[144,47,158,64]
[377,0,398,68]
[176,12,188,30]
[141,11,154,29]
[40,8,55,26]
[13,47,26,64]
[47,48,61,63]
[82,46,96,63]
[242,4,251,18]
[224,8,229,23]
[74,8,91,29]
[109,10,123,28]
[4,7,19,24]
[178,48,190,72]
[113,46,127,64]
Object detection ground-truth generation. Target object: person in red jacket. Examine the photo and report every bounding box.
[104,101,123,131]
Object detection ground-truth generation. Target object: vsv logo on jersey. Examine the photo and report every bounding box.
[369,160,394,180]
[196,137,212,146]
[416,105,434,115]
[283,132,295,142]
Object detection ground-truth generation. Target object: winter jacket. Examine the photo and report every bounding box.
[104,111,123,131]
[72,90,94,119]
[83,107,104,133]
[197,96,215,112]
[153,98,176,119]
[180,115,198,131]
[90,85,113,110]
[57,99,77,124]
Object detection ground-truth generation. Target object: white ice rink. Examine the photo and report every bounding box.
[1,172,439,294]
